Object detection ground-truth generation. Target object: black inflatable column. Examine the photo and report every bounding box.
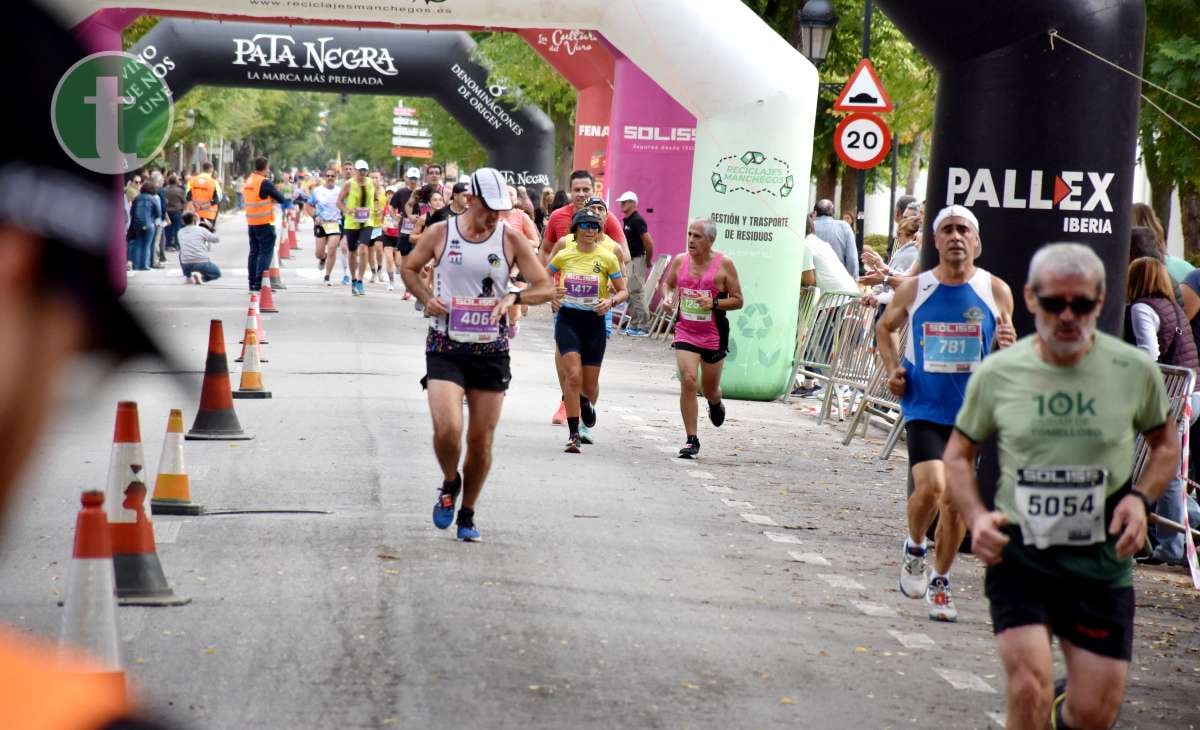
[875,0,1146,337]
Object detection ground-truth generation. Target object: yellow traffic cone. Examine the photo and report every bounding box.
[234,330,272,399]
[151,409,203,515]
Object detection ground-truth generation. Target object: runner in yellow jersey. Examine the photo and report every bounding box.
[546,210,628,453]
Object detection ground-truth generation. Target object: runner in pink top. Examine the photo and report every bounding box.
[661,218,744,459]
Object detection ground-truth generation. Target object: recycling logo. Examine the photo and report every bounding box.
[711,151,794,198]
[736,303,775,339]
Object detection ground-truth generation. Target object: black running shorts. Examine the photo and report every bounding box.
[344,227,372,251]
[423,352,511,392]
[674,341,726,364]
[905,419,953,466]
[314,223,340,238]
[397,235,415,256]
[555,307,607,367]
[985,555,1135,661]
[381,233,400,248]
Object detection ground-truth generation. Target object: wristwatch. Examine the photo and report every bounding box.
[510,290,522,305]
[1132,490,1155,514]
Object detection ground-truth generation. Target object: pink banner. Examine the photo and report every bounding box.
[605,53,696,259]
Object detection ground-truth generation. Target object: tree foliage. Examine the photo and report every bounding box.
[1140,0,1200,252]
[472,32,578,185]
[742,0,935,210]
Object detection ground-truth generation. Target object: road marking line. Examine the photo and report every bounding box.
[764,531,803,544]
[633,425,657,432]
[721,498,753,509]
[688,470,715,479]
[851,601,897,617]
[887,630,938,650]
[986,712,1007,727]
[612,406,633,413]
[704,485,734,494]
[933,668,996,693]
[152,521,183,544]
[643,434,665,442]
[788,551,829,566]
[818,574,865,590]
[656,445,678,454]
[740,513,777,526]
[620,415,644,422]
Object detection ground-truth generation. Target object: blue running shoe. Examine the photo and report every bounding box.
[579,423,594,445]
[457,523,481,542]
[456,507,480,542]
[342,274,350,286]
[432,473,461,529]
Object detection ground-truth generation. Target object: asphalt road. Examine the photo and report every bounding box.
[2,214,1197,729]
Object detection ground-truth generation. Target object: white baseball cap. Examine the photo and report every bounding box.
[469,168,513,211]
[354,159,369,171]
[616,190,638,204]
[405,167,420,179]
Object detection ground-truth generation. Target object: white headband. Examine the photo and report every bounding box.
[932,204,980,235]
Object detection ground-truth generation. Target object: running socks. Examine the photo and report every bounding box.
[679,435,700,459]
[387,270,395,283]
[905,537,928,555]
[456,506,481,541]
[567,416,580,437]
[580,396,597,428]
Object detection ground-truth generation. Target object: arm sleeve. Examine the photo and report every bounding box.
[1134,359,1172,433]
[1129,303,1161,360]
[841,227,859,278]
[260,180,287,204]
[954,363,997,443]
[605,213,627,244]
[202,229,220,243]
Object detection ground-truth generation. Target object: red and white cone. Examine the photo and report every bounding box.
[59,490,129,706]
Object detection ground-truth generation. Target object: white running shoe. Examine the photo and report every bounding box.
[899,541,930,599]
[926,576,958,622]
[387,283,395,291]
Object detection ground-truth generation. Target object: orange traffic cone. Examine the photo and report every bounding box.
[187,320,253,441]
[239,293,268,345]
[234,330,272,399]
[259,276,279,313]
[552,400,567,425]
[105,402,190,606]
[59,490,129,706]
[151,409,203,515]
[278,220,290,259]
[235,306,268,364]
[269,248,286,290]
[288,215,299,250]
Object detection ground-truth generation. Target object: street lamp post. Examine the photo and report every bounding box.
[798,0,875,255]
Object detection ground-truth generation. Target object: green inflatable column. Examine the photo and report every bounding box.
[689,96,817,401]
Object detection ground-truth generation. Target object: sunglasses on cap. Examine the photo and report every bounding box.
[1036,295,1099,315]
[577,222,601,231]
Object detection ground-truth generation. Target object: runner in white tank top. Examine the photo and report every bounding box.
[400,168,554,543]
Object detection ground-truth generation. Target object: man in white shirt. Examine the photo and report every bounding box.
[178,212,221,284]
[795,216,861,397]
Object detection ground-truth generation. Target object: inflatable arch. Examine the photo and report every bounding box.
[131,19,556,192]
[65,0,820,401]
[876,0,1145,339]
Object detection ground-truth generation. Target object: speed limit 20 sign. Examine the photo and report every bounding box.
[834,113,892,170]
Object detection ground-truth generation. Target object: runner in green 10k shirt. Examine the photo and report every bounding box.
[944,243,1179,730]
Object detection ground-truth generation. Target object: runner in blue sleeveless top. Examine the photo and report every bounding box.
[876,205,1017,622]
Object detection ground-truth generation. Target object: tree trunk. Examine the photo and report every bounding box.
[839,165,858,218]
[554,112,574,190]
[1141,126,1173,234]
[1182,181,1200,261]
[815,151,838,203]
[906,131,924,194]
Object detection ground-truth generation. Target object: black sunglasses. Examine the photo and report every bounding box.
[1036,295,1099,315]
[577,222,601,230]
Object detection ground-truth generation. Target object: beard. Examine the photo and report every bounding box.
[1036,316,1094,357]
